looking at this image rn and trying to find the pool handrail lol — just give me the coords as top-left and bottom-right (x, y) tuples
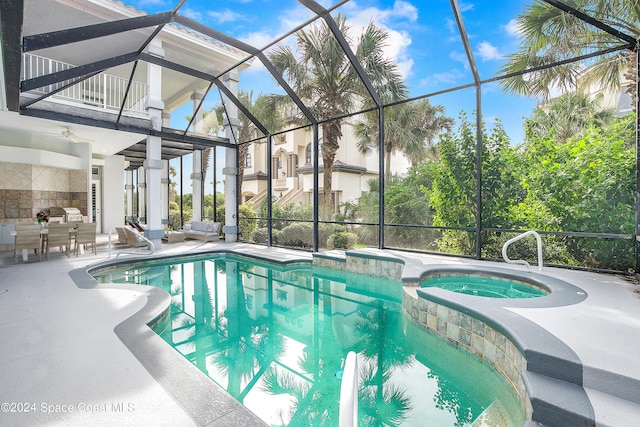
(339, 351), (358, 427)
(107, 226), (155, 258)
(502, 230), (543, 271)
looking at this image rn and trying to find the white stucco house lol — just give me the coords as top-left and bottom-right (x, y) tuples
(0, 0), (247, 248)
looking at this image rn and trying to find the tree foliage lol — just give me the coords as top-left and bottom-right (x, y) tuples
(353, 107), (635, 270)
(499, 0), (639, 105)
(269, 14), (406, 212)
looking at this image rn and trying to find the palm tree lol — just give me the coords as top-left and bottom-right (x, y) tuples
(355, 99), (453, 182)
(525, 92), (616, 143)
(499, 0), (639, 104)
(269, 15), (406, 212)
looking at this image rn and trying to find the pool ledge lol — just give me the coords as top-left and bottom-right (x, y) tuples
(69, 261), (269, 427)
(405, 265), (593, 426)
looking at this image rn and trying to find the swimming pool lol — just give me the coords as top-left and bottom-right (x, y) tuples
(92, 254), (525, 426)
(421, 274), (548, 298)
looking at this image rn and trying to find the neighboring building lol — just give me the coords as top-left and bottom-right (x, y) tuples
(242, 114), (410, 213)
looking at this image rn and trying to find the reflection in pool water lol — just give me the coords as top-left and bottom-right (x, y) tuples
(93, 255), (525, 427)
(421, 275), (548, 298)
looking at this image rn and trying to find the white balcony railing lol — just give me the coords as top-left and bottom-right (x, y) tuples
(21, 53), (148, 117)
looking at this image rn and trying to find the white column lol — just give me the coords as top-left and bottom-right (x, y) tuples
(126, 171), (134, 221)
(161, 112), (171, 229)
(143, 40), (165, 247)
(162, 111), (171, 127)
(191, 91), (204, 222)
(161, 160), (169, 229)
(137, 168), (146, 222)
(222, 71), (240, 242)
(103, 155), (125, 230)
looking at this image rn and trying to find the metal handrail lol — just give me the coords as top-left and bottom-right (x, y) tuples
(21, 53), (148, 117)
(502, 230), (543, 271)
(338, 351), (358, 427)
(107, 227), (155, 259)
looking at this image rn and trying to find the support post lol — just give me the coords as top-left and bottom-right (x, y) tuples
(475, 85), (483, 259)
(378, 106), (385, 249)
(222, 71), (240, 242)
(191, 91), (205, 222)
(143, 40), (166, 247)
(313, 124), (319, 251)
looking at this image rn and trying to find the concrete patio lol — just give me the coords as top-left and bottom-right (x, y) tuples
(0, 236), (639, 426)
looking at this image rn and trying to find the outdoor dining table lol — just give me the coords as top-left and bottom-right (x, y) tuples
(11, 227), (78, 261)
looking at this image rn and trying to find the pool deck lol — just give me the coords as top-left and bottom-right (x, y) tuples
(0, 237), (639, 426)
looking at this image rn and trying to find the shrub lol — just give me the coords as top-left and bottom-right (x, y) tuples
(253, 228), (268, 244)
(327, 231), (358, 249)
(238, 204), (257, 241)
(276, 223), (314, 248)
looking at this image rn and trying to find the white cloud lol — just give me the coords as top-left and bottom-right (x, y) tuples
(504, 19), (520, 37)
(476, 41), (502, 61)
(241, 32), (275, 51)
(342, 1), (418, 79)
(207, 9), (248, 24)
(459, 2), (475, 12)
(419, 69), (465, 87)
(235, 1), (418, 80)
(450, 51), (467, 65)
(135, 0), (166, 6)
(181, 8), (202, 21)
(446, 18), (456, 35)
(392, 1), (419, 21)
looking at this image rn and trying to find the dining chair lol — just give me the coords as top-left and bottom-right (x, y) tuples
(45, 222), (72, 259)
(74, 222), (97, 256)
(14, 224), (42, 263)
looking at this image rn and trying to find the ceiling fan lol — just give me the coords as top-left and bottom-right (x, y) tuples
(43, 126), (93, 143)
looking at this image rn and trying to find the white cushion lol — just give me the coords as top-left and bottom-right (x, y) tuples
(192, 221), (206, 232)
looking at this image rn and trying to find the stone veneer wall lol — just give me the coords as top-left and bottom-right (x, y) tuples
(0, 163), (87, 222)
(403, 292), (533, 420)
(313, 252), (404, 280)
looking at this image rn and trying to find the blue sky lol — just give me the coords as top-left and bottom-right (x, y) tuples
(131, 0), (539, 144)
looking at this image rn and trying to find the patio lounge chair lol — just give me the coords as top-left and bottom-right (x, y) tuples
(114, 226), (128, 245)
(124, 227), (148, 248)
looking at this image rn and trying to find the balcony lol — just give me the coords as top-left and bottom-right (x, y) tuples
(21, 53), (149, 117)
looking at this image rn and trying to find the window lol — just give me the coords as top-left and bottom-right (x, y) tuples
(277, 157), (282, 168)
(245, 153), (252, 168)
(305, 144), (312, 164)
(276, 289), (287, 302)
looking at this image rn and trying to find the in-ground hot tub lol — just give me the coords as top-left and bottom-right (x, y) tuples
(420, 273), (549, 298)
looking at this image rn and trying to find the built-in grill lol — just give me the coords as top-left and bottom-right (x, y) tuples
(49, 207), (83, 223)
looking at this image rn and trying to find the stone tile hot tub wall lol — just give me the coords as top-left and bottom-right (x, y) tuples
(403, 290), (533, 419)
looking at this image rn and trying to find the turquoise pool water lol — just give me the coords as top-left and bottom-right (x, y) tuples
(421, 275), (547, 298)
(93, 255), (525, 427)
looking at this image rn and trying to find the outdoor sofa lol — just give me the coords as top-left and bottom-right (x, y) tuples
(182, 221), (220, 241)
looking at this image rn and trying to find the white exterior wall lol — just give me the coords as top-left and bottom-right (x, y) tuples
(102, 155), (125, 231)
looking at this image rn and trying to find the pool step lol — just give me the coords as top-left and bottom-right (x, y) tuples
(523, 369), (640, 427)
(471, 401), (511, 427)
(582, 364), (640, 406)
(523, 371), (595, 426)
(584, 387), (640, 427)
